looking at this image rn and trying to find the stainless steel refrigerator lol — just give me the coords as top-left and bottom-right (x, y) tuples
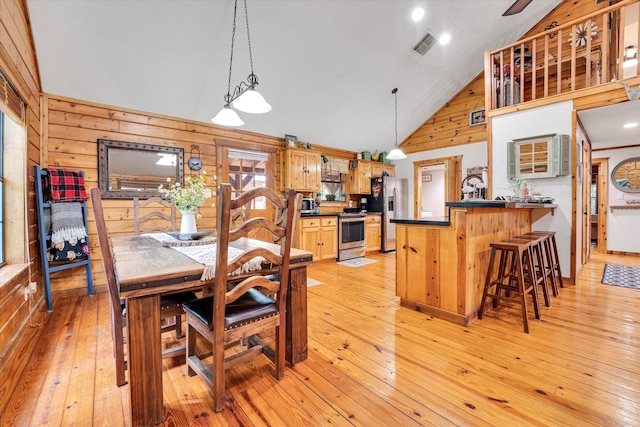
(367, 177), (409, 252)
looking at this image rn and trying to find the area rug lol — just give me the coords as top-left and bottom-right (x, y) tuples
(601, 264), (640, 289)
(307, 278), (323, 287)
(336, 258), (378, 268)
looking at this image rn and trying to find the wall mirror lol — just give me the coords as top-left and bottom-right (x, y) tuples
(98, 139), (184, 199)
(611, 157), (640, 193)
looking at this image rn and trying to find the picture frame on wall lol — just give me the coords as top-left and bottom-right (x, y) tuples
(469, 108), (486, 126)
(285, 134), (298, 148)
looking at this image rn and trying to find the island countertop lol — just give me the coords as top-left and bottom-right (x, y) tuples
(391, 202), (557, 227)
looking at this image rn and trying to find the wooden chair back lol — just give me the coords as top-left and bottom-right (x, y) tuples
(213, 183), (299, 318)
(184, 183), (300, 411)
(90, 187), (127, 386)
(133, 196), (176, 234)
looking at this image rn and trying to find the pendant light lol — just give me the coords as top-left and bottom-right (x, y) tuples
(212, 0), (271, 127)
(386, 88), (407, 160)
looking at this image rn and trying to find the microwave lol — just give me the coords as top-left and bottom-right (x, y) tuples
(301, 198), (317, 214)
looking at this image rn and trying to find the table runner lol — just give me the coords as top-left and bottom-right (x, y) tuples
(148, 233), (264, 280)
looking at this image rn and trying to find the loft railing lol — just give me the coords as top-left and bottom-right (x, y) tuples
(484, 0), (640, 112)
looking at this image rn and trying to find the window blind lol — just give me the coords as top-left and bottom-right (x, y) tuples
(0, 68), (25, 124)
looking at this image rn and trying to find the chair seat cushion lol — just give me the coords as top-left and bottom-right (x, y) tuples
(160, 291), (197, 309)
(183, 288), (277, 330)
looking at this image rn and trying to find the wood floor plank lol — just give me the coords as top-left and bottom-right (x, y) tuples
(61, 293), (99, 425)
(29, 297), (86, 425)
(92, 292), (128, 427)
(3, 251), (640, 425)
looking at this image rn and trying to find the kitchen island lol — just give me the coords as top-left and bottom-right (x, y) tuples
(392, 201), (556, 326)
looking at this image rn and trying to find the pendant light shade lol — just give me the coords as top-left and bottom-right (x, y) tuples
(386, 147), (407, 160)
(211, 0), (270, 126)
(212, 106), (244, 127)
(231, 88), (272, 113)
(386, 87), (407, 160)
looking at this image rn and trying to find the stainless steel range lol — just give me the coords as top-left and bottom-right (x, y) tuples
(337, 208), (366, 261)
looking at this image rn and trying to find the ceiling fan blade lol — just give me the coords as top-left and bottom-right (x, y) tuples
(502, 0), (533, 16)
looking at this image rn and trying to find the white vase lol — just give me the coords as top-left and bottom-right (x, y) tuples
(179, 210), (197, 234)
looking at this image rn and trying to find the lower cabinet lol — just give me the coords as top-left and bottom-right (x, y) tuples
(365, 214), (381, 252)
(299, 216), (337, 261)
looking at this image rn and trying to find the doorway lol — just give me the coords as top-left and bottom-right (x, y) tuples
(413, 155), (461, 219)
(591, 158), (608, 253)
(216, 141), (277, 241)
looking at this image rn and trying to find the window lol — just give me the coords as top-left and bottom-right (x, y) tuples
(507, 134), (570, 179)
(0, 69), (26, 266)
(320, 171), (345, 202)
(227, 149), (268, 208)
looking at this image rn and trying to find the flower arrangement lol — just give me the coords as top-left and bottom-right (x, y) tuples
(158, 172), (208, 212)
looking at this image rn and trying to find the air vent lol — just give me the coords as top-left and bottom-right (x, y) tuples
(412, 31), (437, 56)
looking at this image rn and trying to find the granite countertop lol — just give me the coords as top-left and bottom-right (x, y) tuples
(391, 216), (451, 226)
(300, 212), (339, 217)
(446, 201), (557, 209)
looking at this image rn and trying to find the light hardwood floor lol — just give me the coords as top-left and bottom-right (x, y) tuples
(2, 251), (640, 426)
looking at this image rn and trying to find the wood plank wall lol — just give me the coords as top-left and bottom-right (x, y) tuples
(42, 94), (358, 297)
(401, 0), (613, 154)
(0, 0), (44, 414)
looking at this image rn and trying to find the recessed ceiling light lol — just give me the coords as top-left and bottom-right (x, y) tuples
(439, 33), (451, 45)
(412, 8), (424, 22)
(623, 122), (638, 128)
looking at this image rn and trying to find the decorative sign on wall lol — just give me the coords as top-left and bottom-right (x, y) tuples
(469, 108), (486, 126)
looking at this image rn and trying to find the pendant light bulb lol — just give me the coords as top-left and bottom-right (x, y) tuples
(211, 106), (245, 127)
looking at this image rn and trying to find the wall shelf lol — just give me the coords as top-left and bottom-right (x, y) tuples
(609, 204), (640, 213)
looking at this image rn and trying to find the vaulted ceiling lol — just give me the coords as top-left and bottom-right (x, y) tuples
(27, 0), (562, 154)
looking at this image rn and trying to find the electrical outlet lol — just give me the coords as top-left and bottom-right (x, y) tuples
(29, 282), (37, 293)
(24, 286), (29, 302)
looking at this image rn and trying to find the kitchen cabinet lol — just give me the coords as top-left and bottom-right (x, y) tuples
(348, 160), (372, 194)
(349, 160), (395, 194)
(371, 162), (395, 178)
(283, 148), (321, 192)
(298, 216), (337, 261)
(365, 214), (381, 252)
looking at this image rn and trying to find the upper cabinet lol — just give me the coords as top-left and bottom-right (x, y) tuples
(371, 162), (395, 178)
(282, 148), (321, 192)
(348, 160), (395, 194)
(507, 134), (569, 180)
(348, 160), (372, 194)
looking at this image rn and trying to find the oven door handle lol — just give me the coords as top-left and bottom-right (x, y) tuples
(339, 217), (366, 223)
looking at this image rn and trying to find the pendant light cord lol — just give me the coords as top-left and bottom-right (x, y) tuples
(243, 0), (255, 75)
(393, 87), (398, 147)
(225, 0), (239, 104)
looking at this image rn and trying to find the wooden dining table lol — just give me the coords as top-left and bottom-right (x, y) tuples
(110, 234), (313, 426)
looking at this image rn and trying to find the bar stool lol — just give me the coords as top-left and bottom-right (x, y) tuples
(478, 238), (541, 333)
(525, 231), (563, 293)
(511, 234), (552, 307)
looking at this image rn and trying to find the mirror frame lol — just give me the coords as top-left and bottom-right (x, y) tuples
(611, 157), (640, 193)
(98, 139), (184, 199)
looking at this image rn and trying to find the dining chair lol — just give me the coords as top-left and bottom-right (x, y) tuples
(133, 195), (188, 339)
(182, 183), (300, 412)
(90, 188), (196, 386)
(133, 196), (176, 234)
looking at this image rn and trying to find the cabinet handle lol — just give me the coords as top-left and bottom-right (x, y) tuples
(410, 246), (418, 253)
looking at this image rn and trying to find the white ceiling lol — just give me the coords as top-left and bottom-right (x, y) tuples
(578, 99), (640, 150)
(27, 0), (562, 154)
